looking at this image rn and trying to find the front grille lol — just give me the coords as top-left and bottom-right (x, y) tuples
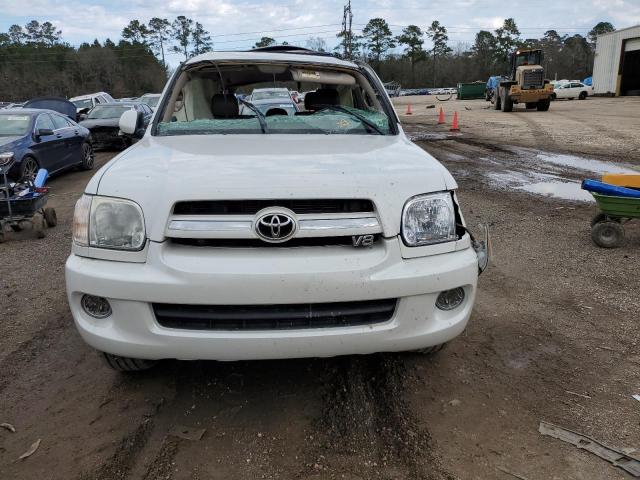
(153, 299), (397, 331)
(523, 70), (544, 89)
(173, 199), (374, 215)
(170, 234), (380, 248)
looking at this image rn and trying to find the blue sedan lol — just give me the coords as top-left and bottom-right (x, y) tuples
(0, 108), (94, 181)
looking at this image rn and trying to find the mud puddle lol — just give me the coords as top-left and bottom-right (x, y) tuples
(488, 171), (594, 202)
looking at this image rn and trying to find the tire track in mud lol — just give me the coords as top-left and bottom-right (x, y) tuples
(513, 113), (559, 151)
(301, 354), (453, 480)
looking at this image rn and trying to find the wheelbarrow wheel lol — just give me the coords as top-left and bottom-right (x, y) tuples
(33, 214), (46, 239)
(590, 213), (620, 227)
(10, 224), (23, 232)
(591, 221), (625, 248)
(43, 207), (57, 227)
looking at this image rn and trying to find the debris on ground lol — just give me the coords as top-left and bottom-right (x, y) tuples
(426, 104), (435, 109)
(497, 466), (529, 480)
(169, 425), (206, 441)
(633, 395), (640, 402)
(19, 439), (41, 460)
(539, 421), (640, 477)
(565, 391), (591, 399)
(1, 423), (16, 433)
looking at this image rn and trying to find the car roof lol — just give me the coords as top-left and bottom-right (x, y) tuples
(69, 92), (110, 101)
(186, 50), (358, 69)
(96, 102), (137, 106)
(0, 108), (62, 115)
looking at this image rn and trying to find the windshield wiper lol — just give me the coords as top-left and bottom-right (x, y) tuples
(315, 105), (384, 135)
(238, 98), (268, 133)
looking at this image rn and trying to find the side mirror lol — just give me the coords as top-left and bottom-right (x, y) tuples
(36, 128), (54, 137)
(119, 109), (139, 136)
(78, 113), (87, 121)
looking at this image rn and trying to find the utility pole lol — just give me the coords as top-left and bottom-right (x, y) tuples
(341, 0), (353, 59)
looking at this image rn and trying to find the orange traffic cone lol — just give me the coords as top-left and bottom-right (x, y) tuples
(405, 103), (413, 115)
(437, 107), (445, 124)
(450, 111), (460, 132)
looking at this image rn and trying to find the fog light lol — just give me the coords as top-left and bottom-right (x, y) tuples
(436, 287), (465, 311)
(81, 294), (112, 319)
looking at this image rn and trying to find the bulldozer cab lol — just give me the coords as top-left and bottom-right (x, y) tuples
(510, 49), (543, 77)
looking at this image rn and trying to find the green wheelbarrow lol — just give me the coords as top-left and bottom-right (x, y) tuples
(589, 193), (640, 248)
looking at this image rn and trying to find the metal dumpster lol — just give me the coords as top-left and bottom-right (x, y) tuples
(457, 82), (486, 100)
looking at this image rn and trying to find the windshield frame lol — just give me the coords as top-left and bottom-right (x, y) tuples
(151, 59), (399, 137)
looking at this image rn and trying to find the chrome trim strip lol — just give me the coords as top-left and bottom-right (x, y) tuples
(298, 217), (380, 231)
(168, 220), (252, 232)
(167, 216), (382, 239)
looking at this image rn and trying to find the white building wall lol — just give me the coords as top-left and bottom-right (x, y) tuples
(593, 25), (640, 95)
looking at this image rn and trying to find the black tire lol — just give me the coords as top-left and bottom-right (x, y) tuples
(590, 213), (620, 227)
(33, 214), (46, 238)
(537, 99), (551, 111)
(551, 93), (557, 101)
(18, 156), (39, 182)
(10, 224), (23, 232)
(102, 352), (158, 372)
(411, 343), (447, 355)
(579, 91), (587, 100)
(79, 142), (94, 170)
(525, 102), (537, 109)
(43, 207), (57, 227)
(493, 89), (501, 110)
(501, 88), (513, 112)
(591, 221), (625, 248)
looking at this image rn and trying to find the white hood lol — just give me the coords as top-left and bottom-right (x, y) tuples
(90, 134), (457, 241)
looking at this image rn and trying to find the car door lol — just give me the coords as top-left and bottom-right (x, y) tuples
(556, 84), (569, 98)
(52, 113), (83, 168)
(31, 113), (65, 172)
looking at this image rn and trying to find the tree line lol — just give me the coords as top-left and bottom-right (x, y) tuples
(332, 18), (615, 87)
(0, 16), (216, 101)
(0, 16), (617, 101)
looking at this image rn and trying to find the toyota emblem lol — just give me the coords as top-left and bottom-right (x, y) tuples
(254, 210), (297, 243)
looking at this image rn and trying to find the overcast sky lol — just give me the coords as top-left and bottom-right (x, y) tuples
(1, 0), (639, 64)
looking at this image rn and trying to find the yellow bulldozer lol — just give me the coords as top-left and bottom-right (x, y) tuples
(490, 49), (554, 112)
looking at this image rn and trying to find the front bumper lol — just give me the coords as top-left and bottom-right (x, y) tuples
(65, 238), (480, 361)
(509, 85), (554, 102)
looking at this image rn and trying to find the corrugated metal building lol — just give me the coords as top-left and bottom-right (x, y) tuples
(593, 25), (640, 95)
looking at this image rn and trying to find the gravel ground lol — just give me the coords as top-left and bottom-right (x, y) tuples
(1, 100), (639, 480)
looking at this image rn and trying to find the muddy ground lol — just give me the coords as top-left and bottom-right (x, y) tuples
(1, 97), (639, 480)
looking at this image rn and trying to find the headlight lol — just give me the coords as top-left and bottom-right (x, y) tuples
(73, 195), (146, 250)
(401, 192), (457, 246)
(0, 152), (14, 166)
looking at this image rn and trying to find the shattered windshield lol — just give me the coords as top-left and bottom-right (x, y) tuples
(156, 63), (393, 136)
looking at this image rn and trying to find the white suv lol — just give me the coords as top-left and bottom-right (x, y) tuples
(65, 47), (487, 371)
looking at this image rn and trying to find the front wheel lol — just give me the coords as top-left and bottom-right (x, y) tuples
(550, 93), (557, 101)
(43, 207), (57, 227)
(493, 90), (501, 110)
(537, 99), (551, 111)
(579, 91), (587, 100)
(411, 343), (447, 355)
(79, 142), (94, 171)
(18, 156), (39, 182)
(102, 352), (158, 372)
(501, 88), (513, 112)
(591, 221), (625, 248)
